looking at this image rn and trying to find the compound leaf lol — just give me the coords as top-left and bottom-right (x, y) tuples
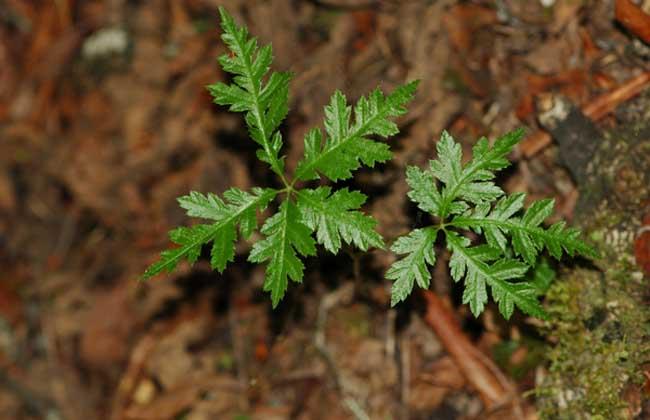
(248, 201), (316, 307)
(386, 227), (438, 306)
(294, 81), (419, 182)
(296, 187), (383, 254)
(431, 129), (523, 217)
(405, 166), (442, 214)
(207, 7), (291, 176)
(451, 193), (598, 265)
(446, 231), (546, 319)
(142, 188), (276, 278)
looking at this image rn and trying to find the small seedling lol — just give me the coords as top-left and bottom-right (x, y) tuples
(142, 7), (418, 306)
(142, 8), (593, 319)
(386, 130), (597, 319)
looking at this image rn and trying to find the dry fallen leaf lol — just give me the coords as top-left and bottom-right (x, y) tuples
(80, 286), (137, 369)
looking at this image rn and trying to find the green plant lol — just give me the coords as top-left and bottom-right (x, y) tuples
(141, 7), (418, 306)
(386, 130), (597, 319)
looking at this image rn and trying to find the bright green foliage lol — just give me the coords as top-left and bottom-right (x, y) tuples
(248, 201), (316, 306)
(143, 188), (275, 278)
(526, 259), (556, 295)
(446, 232), (543, 319)
(206, 9), (290, 177)
(452, 194), (596, 266)
(387, 130), (597, 319)
(142, 7), (417, 307)
(295, 84), (417, 182)
(296, 187), (384, 253)
(386, 227), (438, 304)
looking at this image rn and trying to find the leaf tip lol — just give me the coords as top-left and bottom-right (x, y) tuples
(217, 6), (232, 27)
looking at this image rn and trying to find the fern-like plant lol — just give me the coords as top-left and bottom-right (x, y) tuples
(386, 129), (597, 319)
(142, 7), (418, 307)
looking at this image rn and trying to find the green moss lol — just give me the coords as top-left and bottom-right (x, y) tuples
(537, 268), (648, 419)
(535, 116), (650, 418)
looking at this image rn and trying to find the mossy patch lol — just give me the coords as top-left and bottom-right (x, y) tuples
(535, 117), (650, 418)
(536, 267), (647, 419)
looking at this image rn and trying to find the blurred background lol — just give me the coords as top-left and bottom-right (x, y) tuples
(1, 0), (649, 419)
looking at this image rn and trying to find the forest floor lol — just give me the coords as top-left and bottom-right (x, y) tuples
(1, 1), (649, 419)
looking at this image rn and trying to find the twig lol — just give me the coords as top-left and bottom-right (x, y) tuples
(615, 0), (650, 44)
(110, 331), (159, 420)
(228, 303), (250, 411)
(351, 249), (362, 293)
(314, 283), (355, 390)
(343, 397), (371, 420)
(582, 71), (650, 120)
(314, 283), (370, 420)
(399, 335), (410, 420)
(420, 290), (525, 418)
(385, 309), (397, 358)
(520, 71), (650, 158)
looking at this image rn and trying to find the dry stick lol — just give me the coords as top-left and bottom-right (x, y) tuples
(582, 71), (650, 119)
(520, 71), (650, 158)
(399, 334), (411, 420)
(421, 290), (525, 418)
(314, 283), (370, 420)
(110, 331), (160, 420)
(615, 0), (650, 44)
(228, 304), (251, 411)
